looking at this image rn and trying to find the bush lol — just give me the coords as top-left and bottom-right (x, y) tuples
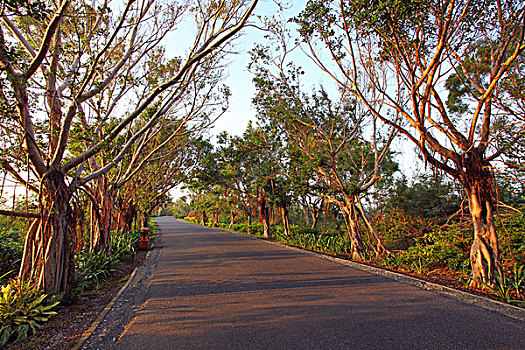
(75, 230), (141, 292)
(111, 230), (141, 261)
(279, 227), (348, 255)
(231, 223), (247, 232)
(249, 223), (262, 236)
(76, 250), (118, 290)
(183, 216), (198, 224)
(497, 210), (525, 265)
(295, 227), (319, 236)
(0, 230), (24, 282)
(397, 225), (471, 271)
(372, 209), (429, 250)
(0, 279), (60, 347)
(207, 222), (228, 229)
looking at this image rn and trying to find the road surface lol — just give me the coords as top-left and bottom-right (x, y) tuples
(83, 217), (525, 349)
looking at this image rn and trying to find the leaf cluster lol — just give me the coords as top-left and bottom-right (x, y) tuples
(0, 278), (60, 347)
(3, 0), (51, 20)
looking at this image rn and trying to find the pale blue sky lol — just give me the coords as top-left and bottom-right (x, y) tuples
(211, 0), (309, 136)
(166, 0), (423, 199)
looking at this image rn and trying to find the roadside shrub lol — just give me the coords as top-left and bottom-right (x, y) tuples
(0, 230), (24, 281)
(496, 209), (525, 265)
(284, 227), (348, 255)
(76, 250), (118, 290)
(272, 225), (284, 237)
(373, 209), (429, 250)
(0, 278), (60, 347)
(183, 216), (198, 224)
(249, 223), (262, 236)
(208, 222), (228, 229)
(397, 225), (471, 271)
(111, 230), (141, 261)
(231, 223), (247, 232)
(295, 227), (319, 236)
(76, 230), (141, 291)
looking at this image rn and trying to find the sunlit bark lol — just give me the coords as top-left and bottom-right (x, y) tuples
(19, 171), (76, 295)
(458, 153), (501, 288)
(258, 195), (271, 239)
(280, 203), (291, 236)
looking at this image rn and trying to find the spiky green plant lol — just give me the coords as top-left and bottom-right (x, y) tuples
(511, 263), (525, 297)
(0, 279), (60, 347)
(76, 250), (118, 289)
(485, 272), (512, 302)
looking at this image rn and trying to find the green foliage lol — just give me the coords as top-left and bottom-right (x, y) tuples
(270, 226), (348, 255)
(397, 225), (471, 271)
(481, 263), (525, 304)
(183, 216), (198, 224)
(111, 230), (141, 261)
(172, 197), (191, 218)
(0, 229), (23, 281)
(408, 257), (427, 274)
(0, 279), (60, 347)
(76, 230), (140, 291)
(372, 208), (428, 250)
(485, 272), (513, 302)
(249, 223), (263, 236)
(76, 250), (118, 290)
(0, 211), (28, 281)
(382, 175), (461, 220)
(205, 222), (227, 229)
(375, 254), (404, 270)
(497, 210), (525, 265)
(231, 223), (247, 232)
(210, 218), (347, 253)
(218, 222), (263, 237)
(511, 263), (525, 297)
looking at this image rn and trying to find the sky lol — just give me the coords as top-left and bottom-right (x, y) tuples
(166, 0), (310, 199)
(201, 0), (310, 137)
(165, 0), (424, 200)
(165, 0), (434, 200)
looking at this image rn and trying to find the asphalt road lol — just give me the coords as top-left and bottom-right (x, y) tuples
(84, 217), (525, 349)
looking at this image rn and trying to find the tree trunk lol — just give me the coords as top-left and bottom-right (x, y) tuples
(310, 202), (322, 230)
(310, 212), (319, 230)
(19, 171), (76, 296)
(459, 156), (500, 288)
(91, 179), (114, 253)
(341, 197), (365, 260)
(142, 211), (151, 228)
(258, 196), (271, 239)
(75, 204), (85, 253)
(301, 198), (310, 227)
(201, 210), (208, 225)
(356, 197), (390, 257)
(115, 200), (136, 233)
(280, 203), (290, 236)
(229, 208), (236, 229)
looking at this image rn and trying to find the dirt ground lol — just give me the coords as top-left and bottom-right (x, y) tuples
(4, 251), (147, 350)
